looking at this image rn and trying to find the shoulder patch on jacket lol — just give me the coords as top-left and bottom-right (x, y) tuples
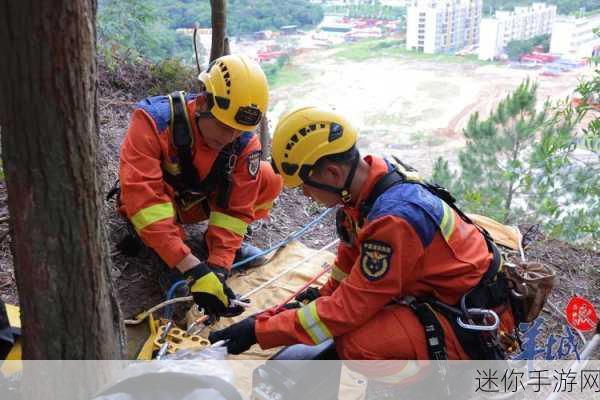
(367, 184), (444, 247)
(360, 240), (392, 281)
(247, 150), (261, 178)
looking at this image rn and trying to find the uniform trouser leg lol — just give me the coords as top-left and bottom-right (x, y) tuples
(335, 305), (470, 385)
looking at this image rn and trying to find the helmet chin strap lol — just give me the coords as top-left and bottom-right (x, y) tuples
(302, 152), (360, 206)
(195, 111), (213, 120)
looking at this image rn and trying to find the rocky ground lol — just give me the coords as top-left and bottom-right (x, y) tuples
(0, 57), (598, 359)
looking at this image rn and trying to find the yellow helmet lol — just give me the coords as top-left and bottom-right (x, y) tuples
(271, 106), (358, 190)
(198, 55), (268, 131)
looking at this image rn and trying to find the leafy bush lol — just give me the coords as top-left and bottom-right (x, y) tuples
(152, 0), (323, 36)
(98, 44), (198, 99)
(98, 0), (198, 63)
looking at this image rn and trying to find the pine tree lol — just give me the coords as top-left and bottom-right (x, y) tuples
(444, 79), (547, 222)
(432, 77), (599, 247)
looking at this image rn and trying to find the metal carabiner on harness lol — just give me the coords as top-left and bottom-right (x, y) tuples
(226, 153), (238, 176)
(458, 288), (501, 332)
(456, 308), (500, 331)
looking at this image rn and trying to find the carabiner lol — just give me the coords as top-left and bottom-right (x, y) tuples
(456, 308), (500, 331)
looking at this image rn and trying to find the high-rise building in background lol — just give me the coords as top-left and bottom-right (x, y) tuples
(550, 13), (600, 59)
(406, 0), (482, 54)
(478, 3), (556, 61)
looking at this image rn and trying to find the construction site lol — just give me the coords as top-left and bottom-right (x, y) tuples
(269, 46), (590, 174)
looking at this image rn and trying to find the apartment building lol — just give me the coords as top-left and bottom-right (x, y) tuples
(550, 13), (600, 59)
(406, 0), (482, 54)
(478, 3), (557, 61)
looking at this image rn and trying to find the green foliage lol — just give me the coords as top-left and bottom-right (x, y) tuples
(334, 39), (496, 64)
(152, 0), (323, 36)
(98, 45), (197, 99)
(431, 158), (454, 189)
(483, 1), (600, 16)
(98, 0), (196, 63)
(149, 58), (198, 95)
(505, 34), (550, 61)
(323, 3), (406, 20)
(432, 77), (600, 247)
(262, 55), (291, 85)
(98, 0), (322, 63)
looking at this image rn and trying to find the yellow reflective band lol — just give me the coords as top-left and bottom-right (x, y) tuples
(374, 360), (422, 384)
(297, 301), (333, 345)
(131, 202), (175, 231)
(190, 272), (229, 306)
(162, 161), (181, 175)
(254, 201), (274, 211)
(209, 212), (248, 237)
(440, 202), (456, 242)
(330, 264), (348, 282)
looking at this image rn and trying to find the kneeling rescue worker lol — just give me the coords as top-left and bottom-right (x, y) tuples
(117, 55), (283, 318)
(210, 106), (519, 363)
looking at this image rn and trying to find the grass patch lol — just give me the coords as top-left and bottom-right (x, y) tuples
(334, 38), (499, 65)
(268, 64), (309, 89)
(409, 130), (447, 147)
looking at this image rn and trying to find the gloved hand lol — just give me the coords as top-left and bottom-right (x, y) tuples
(184, 263), (246, 318)
(208, 317), (257, 354)
(282, 286), (321, 310)
(295, 286), (321, 304)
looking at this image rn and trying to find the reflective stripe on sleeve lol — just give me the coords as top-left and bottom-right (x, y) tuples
(373, 360), (422, 384)
(162, 161), (181, 175)
(439, 202), (456, 242)
(297, 301), (333, 345)
(330, 263), (348, 283)
(254, 201), (274, 211)
(209, 211), (248, 237)
(131, 202), (175, 231)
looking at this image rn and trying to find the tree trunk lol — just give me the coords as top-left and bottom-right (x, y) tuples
(0, 0), (124, 364)
(210, 0), (227, 62)
(259, 116), (271, 161)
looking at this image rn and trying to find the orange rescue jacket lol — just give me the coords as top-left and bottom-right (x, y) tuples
(119, 93), (266, 269)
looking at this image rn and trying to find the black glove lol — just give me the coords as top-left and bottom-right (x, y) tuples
(184, 263), (246, 318)
(282, 287), (321, 309)
(295, 286), (321, 304)
(209, 317), (257, 355)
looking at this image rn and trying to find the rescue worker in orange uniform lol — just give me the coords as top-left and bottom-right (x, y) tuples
(118, 55), (283, 317)
(210, 106), (517, 363)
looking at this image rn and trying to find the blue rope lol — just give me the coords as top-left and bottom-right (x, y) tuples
(165, 279), (188, 319)
(231, 206), (335, 269)
(164, 206), (336, 317)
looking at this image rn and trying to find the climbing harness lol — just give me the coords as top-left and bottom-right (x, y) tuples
(359, 158), (512, 361)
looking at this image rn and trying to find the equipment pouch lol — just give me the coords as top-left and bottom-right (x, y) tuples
(175, 191), (208, 212)
(174, 191), (210, 224)
(504, 262), (556, 323)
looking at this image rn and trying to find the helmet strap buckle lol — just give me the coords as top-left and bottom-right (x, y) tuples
(340, 189), (352, 205)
